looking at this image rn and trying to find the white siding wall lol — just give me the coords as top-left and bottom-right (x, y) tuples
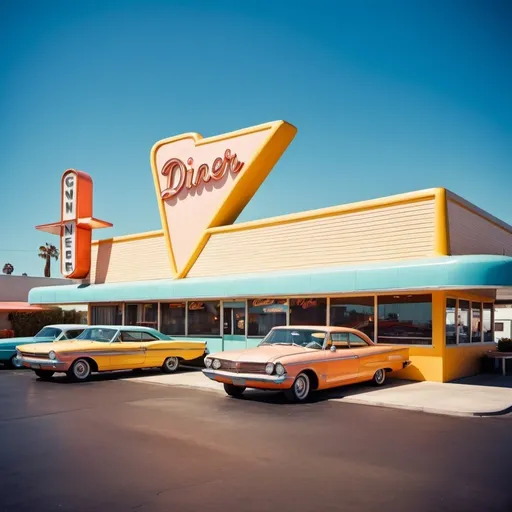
(188, 199), (436, 278)
(88, 233), (171, 284)
(448, 201), (512, 256)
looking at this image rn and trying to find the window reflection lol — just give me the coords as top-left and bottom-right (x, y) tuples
(471, 302), (482, 343)
(458, 300), (470, 344)
(188, 301), (220, 336)
(445, 298), (457, 345)
(483, 303), (494, 342)
(248, 299), (287, 337)
(125, 303), (157, 328)
(377, 294), (432, 345)
(330, 297), (375, 341)
(91, 305), (122, 325)
(161, 302), (186, 335)
(290, 298), (327, 326)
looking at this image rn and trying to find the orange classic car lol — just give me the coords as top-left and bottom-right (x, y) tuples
(203, 325), (410, 402)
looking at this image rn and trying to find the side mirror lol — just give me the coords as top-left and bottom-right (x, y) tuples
(330, 345), (337, 352)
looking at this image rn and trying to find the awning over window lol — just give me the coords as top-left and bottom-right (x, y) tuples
(28, 255), (512, 305)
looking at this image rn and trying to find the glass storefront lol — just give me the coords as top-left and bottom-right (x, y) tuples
(125, 303), (158, 328)
(160, 302), (186, 335)
(330, 297), (375, 340)
(90, 305), (122, 325)
(187, 301), (220, 336)
(377, 294), (433, 345)
(247, 299), (287, 337)
(290, 298), (327, 325)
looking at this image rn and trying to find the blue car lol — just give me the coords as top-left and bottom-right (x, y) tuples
(0, 324), (87, 369)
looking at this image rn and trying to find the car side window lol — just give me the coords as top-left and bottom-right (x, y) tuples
(120, 331), (142, 342)
(331, 332), (350, 349)
(64, 330), (83, 340)
(349, 333), (369, 348)
(140, 332), (159, 342)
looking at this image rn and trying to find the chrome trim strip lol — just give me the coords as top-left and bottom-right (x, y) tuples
(285, 355), (358, 366)
(20, 356), (67, 368)
(202, 369), (291, 384)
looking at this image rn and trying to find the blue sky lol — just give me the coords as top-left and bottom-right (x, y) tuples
(0, 0), (510, 277)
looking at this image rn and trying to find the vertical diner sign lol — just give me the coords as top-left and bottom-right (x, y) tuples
(61, 170), (77, 276)
(36, 169), (112, 280)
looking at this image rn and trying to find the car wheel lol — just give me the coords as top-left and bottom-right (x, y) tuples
(162, 357), (179, 373)
(67, 358), (92, 382)
(284, 372), (311, 402)
(9, 355), (24, 369)
(224, 383), (246, 398)
(372, 369), (386, 386)
(35, 370), (55, 380)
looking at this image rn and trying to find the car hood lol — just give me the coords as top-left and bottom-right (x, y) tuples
(213, 345), (315, 364)
(17, 340), (103, 353)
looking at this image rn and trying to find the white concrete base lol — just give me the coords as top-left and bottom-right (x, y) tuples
(125, 371), (512, 417)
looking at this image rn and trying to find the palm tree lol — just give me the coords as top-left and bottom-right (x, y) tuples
(38, 243), (59, 277)
(2, 263), (14, 275)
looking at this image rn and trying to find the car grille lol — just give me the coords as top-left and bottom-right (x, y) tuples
(218, 360), (266, 374)
(20, 351), (49, 359)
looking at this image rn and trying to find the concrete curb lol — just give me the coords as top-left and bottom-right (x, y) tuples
(338, 397), (512, 418)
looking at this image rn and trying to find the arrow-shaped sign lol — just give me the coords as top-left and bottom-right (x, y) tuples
(150, 120), (297, 278)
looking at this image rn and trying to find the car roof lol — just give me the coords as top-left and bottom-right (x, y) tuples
(86, 325), (161, 333)
(273, 325), (365, 333)
(44, 324), (88, 329)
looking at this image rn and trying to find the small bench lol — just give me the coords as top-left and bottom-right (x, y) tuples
(486, 352), (512, 376)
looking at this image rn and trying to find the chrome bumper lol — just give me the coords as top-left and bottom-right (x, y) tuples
(202, 368), (291, 384)
(19, 356), (68, 371)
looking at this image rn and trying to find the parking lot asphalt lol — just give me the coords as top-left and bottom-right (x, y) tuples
(1, 368), (511, 512)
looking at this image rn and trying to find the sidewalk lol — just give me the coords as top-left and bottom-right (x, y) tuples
(127, 369), (512, 417)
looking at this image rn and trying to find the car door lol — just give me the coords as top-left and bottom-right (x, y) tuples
(325, 332), (359, 385)
(346, 332), (377, 380)
(109, 330), (147, 369)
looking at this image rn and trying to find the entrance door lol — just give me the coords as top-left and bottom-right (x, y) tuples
(223, 304), (246, 351)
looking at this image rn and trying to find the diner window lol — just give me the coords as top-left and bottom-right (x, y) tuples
(160, 302), (186, 335)
(330, 297), (375, 340)
(248, 299), (287, 337)
(125, 303), (158, 328)
(187, 301), (220, 336)
(458, 300), (470, 344)
(483, 303), (494, 342)
(377, 294), (432, 345)
(471, 303), (482, 343)
(290, 298), (327, 325)
(91, 305), (122, 325)
(445, 299), (457, 345)
(495, 322), (504, 332)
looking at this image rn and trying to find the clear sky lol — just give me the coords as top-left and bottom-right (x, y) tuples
(0, 0), (510, 277)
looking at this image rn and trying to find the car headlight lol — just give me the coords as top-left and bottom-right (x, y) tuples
(48, 351), (57, 360)
(275, 363), (285, 376)
(212, 359), (221, 370)
(204, 357), (212, 368)
(265, 362), (274, 375)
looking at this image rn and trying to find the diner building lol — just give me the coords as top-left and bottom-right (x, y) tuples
(28, 121), (512, 382)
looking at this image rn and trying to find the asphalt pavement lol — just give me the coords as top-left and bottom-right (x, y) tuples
(1, 368), (511, 512)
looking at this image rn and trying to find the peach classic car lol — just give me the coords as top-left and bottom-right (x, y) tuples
(17, 325), (208, 382)
(203, 325), (411, 402)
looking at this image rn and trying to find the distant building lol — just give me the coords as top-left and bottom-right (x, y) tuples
(495, 306), (512, 341)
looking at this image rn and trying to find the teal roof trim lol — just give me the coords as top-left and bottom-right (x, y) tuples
(28, 255), (512, 304)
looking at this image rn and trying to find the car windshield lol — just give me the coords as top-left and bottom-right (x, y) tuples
(35, 327), (62, 339)
(259, 328), (326, 349)
(75, 328), (118, 342)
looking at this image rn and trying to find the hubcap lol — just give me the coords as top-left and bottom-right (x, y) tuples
(294, 375), (310, 400)
(74, 360), (90, 379)
(166, 357), (178, 371)
(375, 369), (385, 384)
(12, 357), (23, 368)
